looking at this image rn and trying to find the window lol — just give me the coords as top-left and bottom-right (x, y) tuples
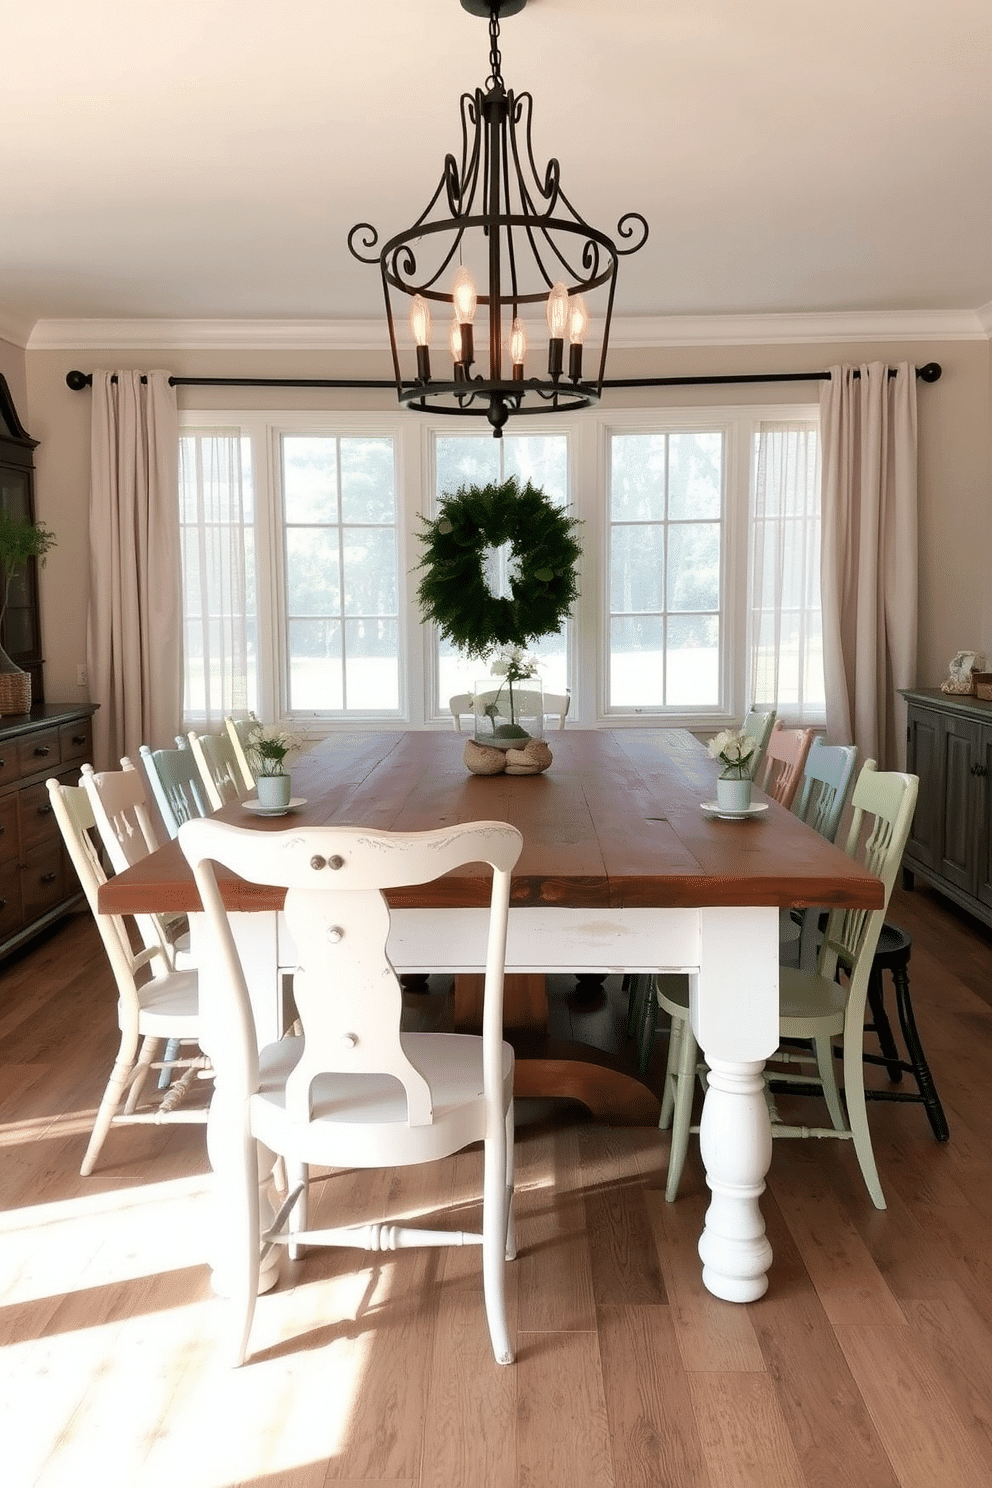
(178, 403), (820, 732)
(179, 429), (257, 723)
(605, 408), (822, 725)
(608, 430), (723, 709)
(282, 435), (400, 713)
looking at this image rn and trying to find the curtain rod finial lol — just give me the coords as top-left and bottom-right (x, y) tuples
(66, 370), (92, 390)
(918, 362), (941, 383)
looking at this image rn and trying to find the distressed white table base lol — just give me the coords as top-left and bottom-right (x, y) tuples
(191, 902), (781, 1304)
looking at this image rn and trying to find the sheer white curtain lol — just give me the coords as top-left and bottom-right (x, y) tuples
(179, 429), (254, 727)
(820, 364), (918, 769)
(748, 420), (824, 724)
(87, 371), (181, 768)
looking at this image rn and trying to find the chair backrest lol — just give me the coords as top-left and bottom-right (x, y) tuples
(449, 688), (570, 732)
(793, 738), (859, 843)
(818, 762), (919, 997)
(178, 816), (522, 1125)
(741, 708), (777, 779)
(187, 730), (244, 810)
(758, 724), (815, 809)
(140, 742), (210, 839)
(48, 779), (169, 1020)
(80, 759), (161, 873)
(224, 713), (259, 791)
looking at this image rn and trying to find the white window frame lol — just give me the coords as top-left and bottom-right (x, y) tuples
(178, 400), (820, 736)
(594, 404), (821, 730)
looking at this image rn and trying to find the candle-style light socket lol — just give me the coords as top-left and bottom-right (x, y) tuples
(453, 361), (468, 383)
(548, 338), (564, 380)
(568, 343), (583, 382)
(512, 363), (525, 382)
(460, 323), (474, 368)
(416, 345), (432, 383)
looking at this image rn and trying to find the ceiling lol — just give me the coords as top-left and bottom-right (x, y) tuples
(3, 0), (992, 343)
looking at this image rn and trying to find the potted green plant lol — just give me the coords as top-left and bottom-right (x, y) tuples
(0, 511), (56, 714)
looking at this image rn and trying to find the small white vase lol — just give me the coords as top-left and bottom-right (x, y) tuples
(256, 773), (292, 809)
(716, 775), (752, 812)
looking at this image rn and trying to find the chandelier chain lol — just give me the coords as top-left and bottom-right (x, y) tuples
(487, 3), (504, 88)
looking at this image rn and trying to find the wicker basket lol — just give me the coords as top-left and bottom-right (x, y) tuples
(974, 672), (992, 701)
(0, 668), (32, 716)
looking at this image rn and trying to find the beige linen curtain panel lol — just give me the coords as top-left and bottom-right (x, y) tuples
(87, 371), (182, 768)
(819, 363), (918, 770)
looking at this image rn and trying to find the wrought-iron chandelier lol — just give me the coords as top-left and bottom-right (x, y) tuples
(347, 0), (649, 438)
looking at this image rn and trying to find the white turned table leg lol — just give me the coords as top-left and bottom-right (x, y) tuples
(696, 1058), (773, 1301)
(694, 906), (780, 1303)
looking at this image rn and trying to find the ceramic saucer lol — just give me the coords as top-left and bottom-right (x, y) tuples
(699, 800), (769, 821)
(242, 796), (307, 818)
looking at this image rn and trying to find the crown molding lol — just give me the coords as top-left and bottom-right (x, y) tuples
(22, 306), (992, 353)
(975, 301), (992, 337)
(25, 318), (388, 351)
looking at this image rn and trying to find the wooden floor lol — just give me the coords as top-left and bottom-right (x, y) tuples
(3, 882), (992, 1487)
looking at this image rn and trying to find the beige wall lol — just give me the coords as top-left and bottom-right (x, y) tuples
(23, 335), (992, 708)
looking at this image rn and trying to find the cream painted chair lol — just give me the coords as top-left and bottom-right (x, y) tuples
(449, 689), (570, 731)
(48, 780), (205, 1176)
(179, 814), (522, 1366)
(658, 761), (919, 1208)
(187, 729), (245, 810)
(224, 713), (260, 791)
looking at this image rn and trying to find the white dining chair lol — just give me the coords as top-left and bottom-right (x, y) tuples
(48, 780), (206, 1176)
(179, 814), (522, 1366)
(658, 760), (919, 1208)
(187, 729), (245, 810)
(224, 713), (260, 791)
(449, 689), (570, 731)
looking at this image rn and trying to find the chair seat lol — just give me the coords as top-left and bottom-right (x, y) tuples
(778, 966), (847, 1030)
(253, 1032), (515, 1167)
(136, 969), (200, 1033)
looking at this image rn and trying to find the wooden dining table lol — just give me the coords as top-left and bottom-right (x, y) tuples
(99, 727), (883, 1303)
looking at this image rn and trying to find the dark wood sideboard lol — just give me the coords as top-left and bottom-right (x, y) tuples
(902, 687), (992, 929)
(0, 703), (97, 959)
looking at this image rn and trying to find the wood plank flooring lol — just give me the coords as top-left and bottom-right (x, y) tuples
(2, 882), (992, 1487)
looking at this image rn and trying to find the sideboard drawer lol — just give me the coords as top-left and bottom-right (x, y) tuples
(0, 796), (18, 865)
(16, 727), (61, 779)
(0, 745), (18, 788)
(20, 840), (65, 920)
(18, 778), (60, 852)
(0, 864), (22, 940)
(59, 718), (92, 765)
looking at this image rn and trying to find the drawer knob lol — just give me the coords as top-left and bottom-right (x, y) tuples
(71, 734), (87, 745)
(37, 803), (53, 816)
(0, 898), (5, 910)
(41, 871), (57, 884)
(972, 762), (988, 777)
(33, 745), (51, 757)
(0, 824), (4, 835)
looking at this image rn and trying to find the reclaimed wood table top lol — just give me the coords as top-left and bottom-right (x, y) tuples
(98, 728), (884, 917)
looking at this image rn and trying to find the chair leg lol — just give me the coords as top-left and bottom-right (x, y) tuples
(658, 1013), (682, 1130)
(866, 967), (904, 1082)
(891, 962), (950, 1142)
(123, 1034), (161, 1114)
(229, 1133), (263, 1368)
(482, 1121), (513, 1365)
(80, 1028), (141, 1176)
(504, 1100), (517, 1262)
(665, 1013), (699, 1203)
(636, 976), (659, 1076)
(813, 1034), (846, 1131)
(842, 1028), (885, 1210)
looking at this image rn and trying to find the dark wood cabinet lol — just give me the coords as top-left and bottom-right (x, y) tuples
(0, 703), (97, 960)
(902, 688), (992, 927)
(0, 375), (44, 703)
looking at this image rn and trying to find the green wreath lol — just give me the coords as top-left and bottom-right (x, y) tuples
(416, 477), (582, 661)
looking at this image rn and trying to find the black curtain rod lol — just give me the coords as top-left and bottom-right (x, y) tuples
(64, 363), (943, 393)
